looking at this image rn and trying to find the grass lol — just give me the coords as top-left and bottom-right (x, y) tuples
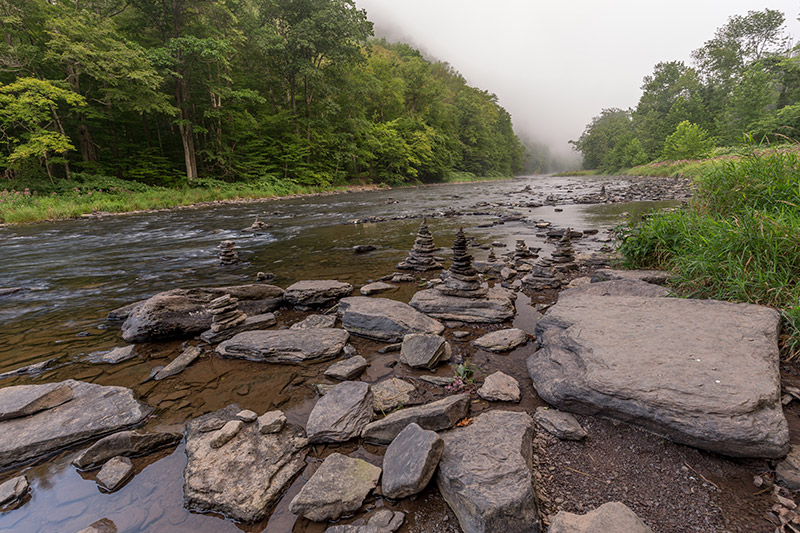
(552, 169), (600, 177)
(616, 147), (800, 359)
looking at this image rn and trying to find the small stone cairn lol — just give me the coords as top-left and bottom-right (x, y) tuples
(218, 241), (239, 265)
(208, 294), (247, 333)
(551, 229), (577, 272)
(487, 249), (497, 262)
(397, 219), (442, 271)
(437, 228), (488, 298)
(522, 258), (564, 290)
(243, 216), (270, 232)
(513, 239), (537, 260)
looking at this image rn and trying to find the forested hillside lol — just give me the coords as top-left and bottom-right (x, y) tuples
(0, 0), (523, 189)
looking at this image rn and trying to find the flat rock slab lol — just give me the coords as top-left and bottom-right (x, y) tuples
(436, 410), (537, 533)
(86, 345), (137, 364)
(0, 380), (151, 468)
(372, 378), (417, 413)
(549, 502), (653, 533)
(472, 329), (528, 352)
(153, 346), (203, 380)
(291, 314), (337, 330)
(96, 456), (133, 492)
(289, 452), (381, 522)
(306, 381), (373, 443)
(338, 297), (444, 342)
(360, 282), (396, 296)
(409, 288), (515, 323)
(184, 404), (308, 522)
(284, 280), (353, 308)
(532, 407), (587, 441)
(399, 333), (451, 369)
(0, 382), (74, 422)
(217, 328), (349, 363)
(566, 279), (672, 298)
(590, 268), (671, 285)
(200, 313), (277, 343)
(73, 430), (182, 470)
(324, 356), (368, 380)
(529, 291), (789, 458)
(0, 476), (28, 506)
(362, 394), (469, 444)
(383, 423), (443, 499)
(478, 371), (521, 402)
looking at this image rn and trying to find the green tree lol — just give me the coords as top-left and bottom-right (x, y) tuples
(570, 108), (635, 170)
(662, 121), (715, 160)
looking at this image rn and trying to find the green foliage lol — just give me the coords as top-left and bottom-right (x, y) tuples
(662, 121), (715, 160)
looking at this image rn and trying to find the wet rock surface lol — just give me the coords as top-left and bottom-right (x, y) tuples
(0, 476), (28, 507)
(96, 456), (133, 492)
(324, 356), (368, 380)
(216, 328), (349, 363)
(338, 296), (445, 342)
(73, 430), (182, 470)
(86, 345), (137, 364)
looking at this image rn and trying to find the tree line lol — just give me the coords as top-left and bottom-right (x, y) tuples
(571, 9), (800, 171)
(0, 0), (523, 188)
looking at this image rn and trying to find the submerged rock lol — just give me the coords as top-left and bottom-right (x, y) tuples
(284, 280), (353, 309)
(153, 346), (203, 380)
(338, 297), (444, 342)
(86, 345), (137, 364)
(382, 423), (443, 499)
(549, 502), (653, 533)
(360, 282), (396, 296)
(362, 394), (469, 444)
(217, 328), (349, 363)
(96, 456), (133, 492)
(73, 430), (182, 470)
(0, 476), (28, 507)
(306, 381), (373, 443)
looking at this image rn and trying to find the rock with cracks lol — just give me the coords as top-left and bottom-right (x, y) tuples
(217, 328), (349, 363)
(324, 356), (368, 380)
(478, 371), (521, 402)
(472, 329), (528, 352)
(289, 452), (381, 522)
(382, 423), (443, 499)
(549, 502), (653, 533)
(362, 394), (469, 444)
(73, 430), (182, 470)
(436, 410), (537, 533)
(96, 456), (133, 492)
(532, 407), (587, 441)
(0, 476), (28, 506)
(399, 333), (451, 369)
(325, 509), (405, 532)
(529, 289), (789, 458)
(183, 404), (308, 523)
(0, 382), (74, 422)
(337, 297), (444, 342)
(284, 280), (353, 309)
(409, 288), (515, 323)
(306, 381), (373, 443)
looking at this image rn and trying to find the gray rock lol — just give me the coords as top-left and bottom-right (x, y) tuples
(0, 358), (58, 381)
(532, 407), (587, 440)
(417, 376), (455, 387)
(436, 410), (537, 533)
(121, 284), (283, 342)
(0, 380), (151, 468)
(306, 381), (373, 443)
(383, 423), (443, 499)
(217, 328), (349, 363)
(567, 279), (672, 298)
(362, 394), (470, 444)
(107, 300), (145, 321)
(312, 383), (336, 396)
(399, 333), (451, 369)
(0, 287), (27, 297)
(472, 329), (528, 352)
(257, 410), (286, 434)
(409, 288), (515, 323)
(184, 405), (308, 522)
(289, 452), (381, 522)
(86, 345), (137, 364)
(199, 418), (226, 433)
(210, 420), (243, 448)
(338, 296), (445, 342)
(372, 378), (417, 413)
(325, 356), (368, 380)
(76, 518), (118, 533)
(284, 280), (353, 309)
(236, 409), (257, 423)
(153, 346), (202, 380)
(453, 331), (470, 339)
(591, 268), (670, 285)
(0, 382), (74, 421)
(0, 475), (28, 506)
(96, 456), (133, 492)
(199, 313), (277, 343)
(776, 445), (800, 490)
(73, 430), (182, 470)
(549, 502), (653, 533)
(477, 371), (521, 402)
(325, 509), (405, 532)
(291, 314), (337, 330)
(360, 282), (396, 296)
(529, 290), (789, 458)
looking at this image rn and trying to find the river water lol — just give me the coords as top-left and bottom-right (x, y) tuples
(0, 174), (680, 532)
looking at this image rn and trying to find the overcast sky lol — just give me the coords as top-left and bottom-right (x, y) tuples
(354, 1), (800, 161)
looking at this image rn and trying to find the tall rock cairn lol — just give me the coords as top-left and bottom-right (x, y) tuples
(397, 219), (442, 271)
(437, 228), (488, 297)
(207, 294), (247, 333)
(552, 229), (577, 272)
(218, 240), (239, 265)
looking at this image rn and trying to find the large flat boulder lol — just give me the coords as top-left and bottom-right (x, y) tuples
(0, 382), (74, 421)
(409, 288), (515, 323)
(338, 297), (444, 342)
(121, 284), (283, 342)
(216, 328), (349, 363)
(284, 280), (353, 309)
(0, 380), (151, 468)
(529, 290), (789, 458)
(590, 268), (670, 285)
(436, 410), (537, 533)
(362, 394), (469, 444)
(183, 404), (308, 522)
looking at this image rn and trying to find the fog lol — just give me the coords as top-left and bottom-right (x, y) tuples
(354, 0), (800, 167)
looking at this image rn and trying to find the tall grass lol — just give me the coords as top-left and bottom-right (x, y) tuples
(617, 148), (800, 358)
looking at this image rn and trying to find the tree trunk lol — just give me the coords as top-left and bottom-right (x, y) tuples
(176, 76), (198, 180)
(77, 121), (98, 162)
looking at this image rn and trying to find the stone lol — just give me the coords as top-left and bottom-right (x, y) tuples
(289, 453), (381, 522)
(184, 405), (308, 522)
(107, 299), (146, 321)
(472, 328), (528, 352)
(200, 313), (277, 344)
(396, 219), (442, 271)
(0, 475), (28, 506)
(217, 240), (238, 264)
(591, 268), (671, 285)
(567, 279), (672, 298)
(0, 380), (150, 468)
(257, 410), (287, 434)
(76, 519), (117, 533)
(362, 394), (470, 444)
(199, 418), (226, 433)
(549, 502), (653, 533)
(360, 282), (396, 296)
(324, 356), (368, 380)
(153, 346), (203, 380)
(217, 328), (349, 363)
(325, 509), (405, 533)
(372, 378), (417, 413)
(409, 287), (515, 323)
(478, 371), (521, 402)
(206, 294), (246, 333)
(353, 244), (377, 253)
(86, 345), (136, 364)
(236, 409), (258, 423)
(243, 216), (271, 232)
(382, 423), (444, 499)
(290, 314), (337, 330)
(776, 445), (800, 490)
(438, 228), (483, 295)
(436, 410), (537, 533)
(121, 284), (283, 342)
(306, 381), (373, 443)
(529, 290), (789, 458)
(312, 383), (336, 396)
(338, 296), (444, 342)
(284, 280), (353, 309)
(399, 333), (451, 369)
(532, 407), (587, 441)
(96, 456), (133, 492)
(0, 382), (74, 422)
(210, 420), (243, 449)
(73, 430), (182, 470)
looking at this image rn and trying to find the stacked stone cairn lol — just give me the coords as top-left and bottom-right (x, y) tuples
(437, 228), (488, 297)
(522, 258), (564, 291)
(218, 241), (239, 265)
(551, 228), (577, 272)
(207, 294), (247, 333)
(513, 239), (537, 260)
(396, 219), (442, 271)
(487, 249), (497, 262)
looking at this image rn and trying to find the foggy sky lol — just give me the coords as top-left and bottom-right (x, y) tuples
(354, 0), (800, 162)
